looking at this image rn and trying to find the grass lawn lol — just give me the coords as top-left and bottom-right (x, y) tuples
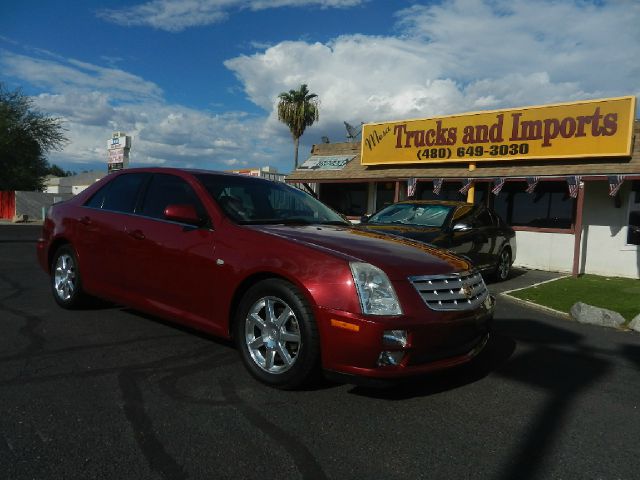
(508, 274), (640, 322)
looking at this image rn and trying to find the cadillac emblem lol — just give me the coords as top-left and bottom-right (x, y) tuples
(460, 285), (473, 299)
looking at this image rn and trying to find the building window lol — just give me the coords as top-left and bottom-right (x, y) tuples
(627, 181), (640, 246)
(319, 182), (368, 217)
(415, 181), (488, 204)
(492, 181), (574, 230)
(375, 182), (396, 211)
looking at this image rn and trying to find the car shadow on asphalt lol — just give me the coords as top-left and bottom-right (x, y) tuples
(346, 318), (604, 400)
(348, 316), (615, 480)
(119, 307), (236, 350)
(490, 266), (528, 283)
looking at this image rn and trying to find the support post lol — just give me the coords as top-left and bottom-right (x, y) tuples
(572, 181), (585, 277)
(466, 163), (476, 203)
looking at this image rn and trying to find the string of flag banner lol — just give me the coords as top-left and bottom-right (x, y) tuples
(459, 179), (473, 194)
(566, 175), (581, 198)
(406, 175), (627, 198)
(407, 177), (417, 197)
(433, 178), (443, 196)
(491, 178), (505, 195)
(608, 175), (624, 196)
(525, 177), (540, 194)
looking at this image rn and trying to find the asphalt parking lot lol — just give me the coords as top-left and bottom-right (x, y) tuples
(1, 224), (639, 480)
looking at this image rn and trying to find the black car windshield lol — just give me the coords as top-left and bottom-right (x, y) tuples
(195, 173), (349, 226)
(368, 203), (454, 227)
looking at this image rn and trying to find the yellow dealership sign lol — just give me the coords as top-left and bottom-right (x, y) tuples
(360, 96), (637, 165)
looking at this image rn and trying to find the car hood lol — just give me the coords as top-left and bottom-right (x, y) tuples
(356, 224), (447, 245)
(246, 224), (469, 278)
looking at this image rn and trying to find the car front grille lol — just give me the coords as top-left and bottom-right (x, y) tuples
(408, 271), (489, 311)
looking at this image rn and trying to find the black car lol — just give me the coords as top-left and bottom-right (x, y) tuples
(358, 200), (516, 281)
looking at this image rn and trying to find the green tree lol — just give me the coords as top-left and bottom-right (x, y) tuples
(47, 164), (73, 177)
(277, 84), (319, 170)
(0, 83), (68, 190)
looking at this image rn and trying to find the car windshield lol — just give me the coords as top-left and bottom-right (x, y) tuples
(195, 173), (349, 226)
(368, 203), (454, 227)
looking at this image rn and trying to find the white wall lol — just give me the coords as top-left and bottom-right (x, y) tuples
(513, 230), (575, 273)
(512, 182), (640, 279)
(72, 185), (91, 194)
(15, 191), (72, 220)
(44, 185), (73, 194)
(581, 182), (639, 278)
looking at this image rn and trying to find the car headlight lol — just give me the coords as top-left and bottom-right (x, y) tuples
(350, 262), (402, 316)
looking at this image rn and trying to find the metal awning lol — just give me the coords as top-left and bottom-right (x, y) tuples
(298, 155), (355, 171)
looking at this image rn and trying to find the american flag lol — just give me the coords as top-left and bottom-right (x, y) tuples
(433, 178), (443, 195)
(491, 177), (505, 195)
(407, 177), (417, 197)
(608, 175), (624, 197)
(567, 175), (582, 198)
(459, 178), (473, 194)
(525, 176), (540, 194)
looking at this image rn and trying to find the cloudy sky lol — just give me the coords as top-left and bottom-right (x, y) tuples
(1, 0), (639, 174)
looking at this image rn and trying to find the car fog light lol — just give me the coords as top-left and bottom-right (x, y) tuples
(377, 351), (405, 367)
(383, 330), (408, 347)
(483, 295), (495, 310)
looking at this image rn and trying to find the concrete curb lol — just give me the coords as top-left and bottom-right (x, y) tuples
(499, 291), (571, 319)
(0, 220), (44, 226)
(499, 275), (572, 319)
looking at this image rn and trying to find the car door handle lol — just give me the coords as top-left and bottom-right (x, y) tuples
(128, 229), (146, 240)
(79, 216), (92, 226)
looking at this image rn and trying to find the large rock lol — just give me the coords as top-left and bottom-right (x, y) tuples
(629, 314), (640, 333)
(570, 302), (626, 329)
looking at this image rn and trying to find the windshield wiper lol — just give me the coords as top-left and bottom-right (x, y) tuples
(318, 220), (350, 226)
(278, 218), (315, 225)
(239, 218), (348, 226)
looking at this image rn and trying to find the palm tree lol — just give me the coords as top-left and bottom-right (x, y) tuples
(277, 84), (319, 170)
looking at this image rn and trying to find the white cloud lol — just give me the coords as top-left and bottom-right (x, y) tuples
(225, 0), (640, 144)
(98, 0), (367, 32)
(34, 92), (116, 126)
(0, 51), (162, 101)
(3, 0), (639, 174)
(0, 48), (288, 172)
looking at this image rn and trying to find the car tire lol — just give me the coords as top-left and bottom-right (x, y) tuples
(234, 279), (319, 389)
(51, 244), (88, 309)
(493, 248), (511, 282)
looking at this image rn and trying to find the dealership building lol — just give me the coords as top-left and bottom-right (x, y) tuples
(288, 97), (640, 279)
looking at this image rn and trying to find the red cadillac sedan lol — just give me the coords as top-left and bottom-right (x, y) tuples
(37, 168), (494, 388)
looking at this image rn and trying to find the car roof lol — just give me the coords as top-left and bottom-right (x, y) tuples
(111, 167), (232, 176)
(396, 200), (474, 207)
(108, 167), (281, 183)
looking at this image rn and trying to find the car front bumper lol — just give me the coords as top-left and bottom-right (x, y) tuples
(316, 295), (494, 379)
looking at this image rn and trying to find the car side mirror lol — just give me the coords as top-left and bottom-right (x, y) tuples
(452, 222), (472, 232)
(164, 204), (204, 226)
(360, 214), (371, 224)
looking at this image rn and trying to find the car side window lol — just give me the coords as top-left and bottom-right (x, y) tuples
(85, 173), (149, 213)
(451, 205), (475, 226)
(85, 184), (109, 209)
(140, 174), (206, 220)
(474, 209), (493, 227)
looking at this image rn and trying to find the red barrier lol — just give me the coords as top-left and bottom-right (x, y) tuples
(0, 191), (16, 219)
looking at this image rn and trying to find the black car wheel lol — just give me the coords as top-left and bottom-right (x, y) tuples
(51, 244), (88, 309)
(235, 279), (319, 389)
(493, 248), (511, 282)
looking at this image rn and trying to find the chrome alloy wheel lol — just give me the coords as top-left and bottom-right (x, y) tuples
(244, 296), (302, 374)
(54, 253), (77, 301)
(497, 249), (511, 280)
